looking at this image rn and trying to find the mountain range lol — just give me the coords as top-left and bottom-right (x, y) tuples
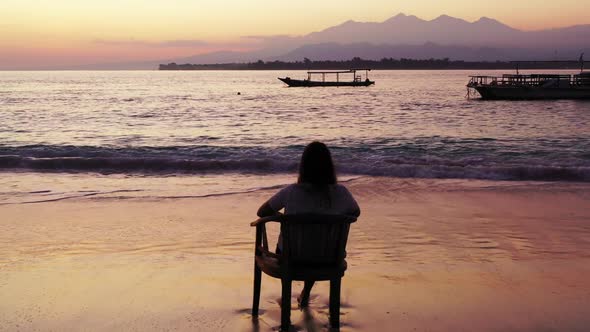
(89, 14), (590, 69)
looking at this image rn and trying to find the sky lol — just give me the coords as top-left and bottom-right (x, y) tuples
(1, 0), (589, 69)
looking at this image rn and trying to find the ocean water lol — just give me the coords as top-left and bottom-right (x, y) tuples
(1, 70), (589, 193)
(2, 71), (590, 332)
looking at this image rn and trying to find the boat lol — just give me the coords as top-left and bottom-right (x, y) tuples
(467, 58), (590, 100)
(279, 69), (375, 87)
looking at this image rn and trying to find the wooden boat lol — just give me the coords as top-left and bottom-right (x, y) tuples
(279, 69), (375, 87)
(467, 59), (590, 100)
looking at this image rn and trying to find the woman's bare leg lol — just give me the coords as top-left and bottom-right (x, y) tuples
(298, 280), (315, 308)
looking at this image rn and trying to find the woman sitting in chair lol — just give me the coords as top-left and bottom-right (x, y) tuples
(257, 141), (360, 307)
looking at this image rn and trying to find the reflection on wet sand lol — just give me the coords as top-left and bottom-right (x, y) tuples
(1, 177), (589, 331)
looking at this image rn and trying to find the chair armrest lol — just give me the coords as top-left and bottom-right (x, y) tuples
(252, 214), (282, 252)
(250, 214), (283, 227)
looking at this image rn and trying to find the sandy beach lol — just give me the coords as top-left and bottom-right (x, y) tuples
(1, 176), (589, 331)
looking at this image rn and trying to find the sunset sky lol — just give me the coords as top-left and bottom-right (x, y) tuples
(1, 0), (589, 69)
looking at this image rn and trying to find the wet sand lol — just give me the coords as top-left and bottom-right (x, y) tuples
(1, 177), (590, 331)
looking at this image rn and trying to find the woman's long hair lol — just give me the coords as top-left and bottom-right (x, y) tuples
(297, 141), (337, 186)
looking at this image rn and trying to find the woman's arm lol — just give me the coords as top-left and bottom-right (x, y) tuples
(349, 207), (361, 218)
(257, 185), (289, 217)
(341, 185), (360, 217)
(257, 201), (277, 217)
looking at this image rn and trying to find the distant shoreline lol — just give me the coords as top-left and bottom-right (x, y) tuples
(159, 58), (586, 71)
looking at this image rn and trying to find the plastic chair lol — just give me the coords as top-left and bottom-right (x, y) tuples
(250, 214), (357, 331)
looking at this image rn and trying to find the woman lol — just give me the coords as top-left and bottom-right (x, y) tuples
(257, 141), (360, 307)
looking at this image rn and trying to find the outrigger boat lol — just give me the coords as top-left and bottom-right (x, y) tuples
(467, 57), (590, 100)
(279, 69), (374, 87)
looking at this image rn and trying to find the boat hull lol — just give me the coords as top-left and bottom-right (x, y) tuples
(279, 77), (374, 87)
(472, 85), (590, 100)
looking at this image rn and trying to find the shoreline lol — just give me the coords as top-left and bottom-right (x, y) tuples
(2, 172), (590, 205)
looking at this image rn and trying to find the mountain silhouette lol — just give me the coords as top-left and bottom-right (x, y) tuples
(298, 13), (584, 47)
(171, 13), (589, 66)
(72, 13), (590, 69)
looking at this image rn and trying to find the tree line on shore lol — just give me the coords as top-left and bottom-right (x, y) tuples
(159, 57), (584, 70)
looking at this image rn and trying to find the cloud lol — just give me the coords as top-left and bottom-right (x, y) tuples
(93, 39), (210, 48)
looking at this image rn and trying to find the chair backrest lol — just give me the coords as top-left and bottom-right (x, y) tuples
(280, 214), (357, 267)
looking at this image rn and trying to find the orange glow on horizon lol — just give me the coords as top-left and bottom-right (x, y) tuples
(1, 0), (589, 69)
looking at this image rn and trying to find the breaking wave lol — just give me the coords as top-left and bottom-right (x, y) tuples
(1, 141), (589, 182)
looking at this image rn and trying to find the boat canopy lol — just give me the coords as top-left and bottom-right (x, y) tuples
(304, 69), (371, 82)
(306, 68), (372, 74)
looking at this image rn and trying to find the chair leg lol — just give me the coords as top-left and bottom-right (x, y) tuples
(252, 263), (262, 316)
(281, 278), (292, 331)
(329, 278), (341, 329)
